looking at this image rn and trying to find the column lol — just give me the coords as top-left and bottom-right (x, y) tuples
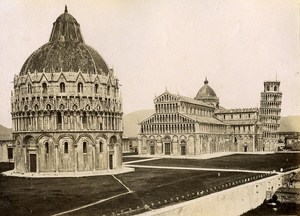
(55, 144), (59, 173)
(74, 113), (77, 130)
(61, 112), (64, 130)
(35, 114), (38, 131)
(80, 112), (83, 130)
(93, 144), (96, 171)
(53, 112), (57, 130)
(24, 146), (27, 171)
(67, 113), (71, 130)
(74, 144), (78, 172)
(47, 113), (50, 130)
(87, 112), (90, 130)
(41, 113), (44, 131)
(19, 116), (22, 131)
(36, 145), (39, 173)
(103, 114), (106, 130)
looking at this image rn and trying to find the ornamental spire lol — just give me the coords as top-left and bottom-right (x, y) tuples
(64, 5), (68, 13)
(204, 77), (208, 85)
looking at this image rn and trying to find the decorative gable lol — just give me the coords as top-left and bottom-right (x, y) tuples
(154, 92), (178, 103)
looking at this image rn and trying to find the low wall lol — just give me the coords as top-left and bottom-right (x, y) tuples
(140, 170), (297, 216)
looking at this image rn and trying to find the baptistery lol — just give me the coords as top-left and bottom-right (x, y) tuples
(11, 7), (123, 173)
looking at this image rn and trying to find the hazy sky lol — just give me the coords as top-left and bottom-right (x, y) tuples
(0, 0), (299, 128)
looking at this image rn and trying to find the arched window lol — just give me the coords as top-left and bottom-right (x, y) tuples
(99, 141), (103, 153)
(34, 104), (39, 111)
(274, 86), (277, 91)
(45, 142), (49, 154)
(109, 136), (117, 145)
(83, 142), (87, 153)
(77, 82), (83, 93)
(46, 104), (51, 110)
(95, 84), (99, 94)
(60, 82), (65, 93)
(64, 142), (68, 154)
(42, 83), (47, 93)
(28, 83), (32, 94)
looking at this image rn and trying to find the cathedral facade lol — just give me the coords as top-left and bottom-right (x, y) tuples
(11, 7), (123, 173)
(138, 78), (280, 156)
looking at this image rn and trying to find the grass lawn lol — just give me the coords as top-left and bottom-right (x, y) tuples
(68, 168), (266, 215)
(0, 162), (14, 173)
(1, 152), (297, 216)
(134, 153), (300, 172)
(0, 165), (127, 216)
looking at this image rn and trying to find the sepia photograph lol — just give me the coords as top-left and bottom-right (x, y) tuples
(0, 0), (299, 215)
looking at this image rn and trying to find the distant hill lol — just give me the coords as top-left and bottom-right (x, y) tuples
(0, 124), (12, 140)
(279, 116), (300, 132)
(123, 109), (154, 137)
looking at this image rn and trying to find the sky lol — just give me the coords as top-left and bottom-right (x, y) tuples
(0, 0), (299, 128)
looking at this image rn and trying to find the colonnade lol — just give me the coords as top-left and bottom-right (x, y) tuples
(155, 103), (213, 116)
(155, 103), (178, 113)
(260, 109), (281, 116)
(141, 123), (195, 134)
(12, 111), (122, 132)
(261, 94), (282, 101)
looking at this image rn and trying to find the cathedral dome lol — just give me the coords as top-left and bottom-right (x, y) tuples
(195, 78), (217, 99)
(20, 6), (109, 76)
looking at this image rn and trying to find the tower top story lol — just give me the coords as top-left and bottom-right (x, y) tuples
(262, 81), (281, 93)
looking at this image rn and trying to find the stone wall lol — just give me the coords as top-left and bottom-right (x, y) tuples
(13, 132), (122, 173)
(140, 171), (297, 216)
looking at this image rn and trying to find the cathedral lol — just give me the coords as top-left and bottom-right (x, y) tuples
(138, 78), (282, 156)
(11, 7), (123, 173)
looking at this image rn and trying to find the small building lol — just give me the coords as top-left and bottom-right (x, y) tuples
(291, 172), (300, 189)
(0, 132), (13, 162)
(274, 187), (300, 204)
(122, 137), (138, 153)
(278, 115), (300, 151)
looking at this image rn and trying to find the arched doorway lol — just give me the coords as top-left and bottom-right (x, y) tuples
(149, 141), (155, 155)
(109, 136), (117, 169)
(180, 140), (187, 155)
(163, 136), (172, 155)
(24, 136), (37, 172)
(243, 144), (248, 152)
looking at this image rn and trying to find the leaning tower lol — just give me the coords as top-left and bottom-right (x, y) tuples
(259, 81), (282, 151)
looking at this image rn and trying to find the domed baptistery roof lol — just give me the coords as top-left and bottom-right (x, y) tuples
(195, 78), (219, 108)
(20, 6), (109, 76)
(10, 7), (125, 176)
